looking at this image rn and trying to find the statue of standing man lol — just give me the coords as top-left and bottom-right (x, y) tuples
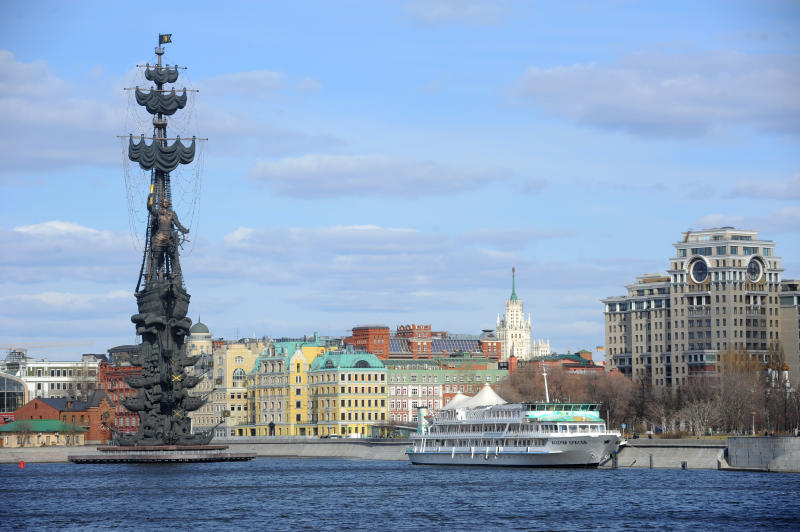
(148, 192), (188, 281)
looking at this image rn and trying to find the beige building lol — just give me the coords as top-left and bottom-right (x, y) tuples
(604, 227), (791, 387)
(779, 280), (800, 388)
(185, 325), (265, 439)
(185, 321), (217, 436)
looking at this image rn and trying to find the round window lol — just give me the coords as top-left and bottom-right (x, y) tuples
(690, 259), (708, 283)
(747, 259), (762, 282)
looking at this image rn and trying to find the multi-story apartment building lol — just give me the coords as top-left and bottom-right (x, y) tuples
(185, 335), (265, 439)
(242, 335), (341, 437)
(388, 326), (504, 360)
(308, 350), (387, 438)
(96, 359), (140, 435)
(779, 280), (800, 387)
(385, 353), (508, 423)
(185, 321), (218, 436)
(604, 227), (790, 387)
(240, 339), (385, 438)
(346, 325), (390, 358)
(1, 351), (105, 401)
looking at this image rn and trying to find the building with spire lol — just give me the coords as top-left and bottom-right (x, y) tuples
(497, 268), (550, 361)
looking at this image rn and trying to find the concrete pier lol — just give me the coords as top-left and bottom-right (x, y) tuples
(726, 437), (800, 472)
(602, 438), (727, 470)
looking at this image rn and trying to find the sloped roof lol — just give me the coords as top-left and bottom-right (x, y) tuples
(0, 419), (86, 432)
(39, 390), (111, 412)
(85, 390), (111, 408)
(310, 351), (385, 371)
(460, 384), (507, 408)
(40, 397), (84, 411)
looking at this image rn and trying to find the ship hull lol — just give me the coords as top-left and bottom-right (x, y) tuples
(407, 435), (619, 467)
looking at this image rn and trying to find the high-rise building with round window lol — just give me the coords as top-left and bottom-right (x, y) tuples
(603, 227), (795, 387)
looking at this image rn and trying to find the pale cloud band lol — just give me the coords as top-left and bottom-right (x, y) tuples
(515, 51), (800, 138)
(248, 153), (510, 197)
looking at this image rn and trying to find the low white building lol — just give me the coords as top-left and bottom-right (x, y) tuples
(1, 350), (104, 401)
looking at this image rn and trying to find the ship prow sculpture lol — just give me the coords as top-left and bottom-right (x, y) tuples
(70, 35), (253, 463)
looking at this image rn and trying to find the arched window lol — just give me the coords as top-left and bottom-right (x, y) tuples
(232, 368), (246, 383)
(355, 360), (370, 368)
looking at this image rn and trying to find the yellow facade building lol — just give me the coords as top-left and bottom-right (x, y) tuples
(308, 350), (387, 438)
(242, 337), (332, 436)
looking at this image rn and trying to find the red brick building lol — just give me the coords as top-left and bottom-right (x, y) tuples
(396, 324), (433, 357)
(14, 391), (115, 444)
(478, 330), (502, 360)
(345, 325), (391, 359)
(97, 360), (141, 435)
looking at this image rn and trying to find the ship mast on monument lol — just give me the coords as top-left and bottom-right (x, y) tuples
(118, 34), (209, 446)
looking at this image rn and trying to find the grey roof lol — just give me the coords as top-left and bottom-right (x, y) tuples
(389, 338), (410, 353)
(432, 338), (479, 352)
(39, 390), (111, 412)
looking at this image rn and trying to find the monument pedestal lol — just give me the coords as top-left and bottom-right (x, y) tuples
(68, 444), (256, 463)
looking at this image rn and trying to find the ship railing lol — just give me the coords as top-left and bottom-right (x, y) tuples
(424, 427), (611, 438)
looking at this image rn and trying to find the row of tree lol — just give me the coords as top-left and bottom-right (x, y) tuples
(495, 347), (800, 436)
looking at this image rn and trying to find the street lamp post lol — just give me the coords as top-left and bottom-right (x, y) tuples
(752, 411), (756, 436)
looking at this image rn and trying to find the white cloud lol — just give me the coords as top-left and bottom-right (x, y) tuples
(405, 0), (509, 25)
(0, 50), (65, 98)
(0, 290), (130, 313)
(0, 51), (122, 173)
(0, 222), (137, 283)
(515, 51), (800, 138)
(729, 174), (800, 200)
(14, 220), (101, 237)
(248, 154), (509, 197)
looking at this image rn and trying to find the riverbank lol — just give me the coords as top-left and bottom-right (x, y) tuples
(2, 436), (798, 472)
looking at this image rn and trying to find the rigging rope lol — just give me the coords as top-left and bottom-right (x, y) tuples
(121, 64), (203, 257)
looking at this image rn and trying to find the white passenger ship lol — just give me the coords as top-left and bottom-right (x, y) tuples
(407, 384), (621, 467)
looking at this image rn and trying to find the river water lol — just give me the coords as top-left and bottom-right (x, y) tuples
(2, 458), (799, 530)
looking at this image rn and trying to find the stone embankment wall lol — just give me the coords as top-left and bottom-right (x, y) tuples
(219, 437), (410, 461)
(0, 445), (99, 464)
(727, 437), (800, 473)
(604, 439), (727, 470)
(0, 439), (410, 463)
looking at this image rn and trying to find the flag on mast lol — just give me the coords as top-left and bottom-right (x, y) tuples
(159, 34), (172, 45)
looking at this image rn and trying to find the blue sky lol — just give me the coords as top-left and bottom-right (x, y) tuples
(1, 1), (798, 360)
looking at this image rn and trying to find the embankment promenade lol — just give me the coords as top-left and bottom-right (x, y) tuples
(2, 436), (798, 472)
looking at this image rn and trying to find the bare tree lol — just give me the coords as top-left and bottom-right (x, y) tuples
(715, 348), (764, 434)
